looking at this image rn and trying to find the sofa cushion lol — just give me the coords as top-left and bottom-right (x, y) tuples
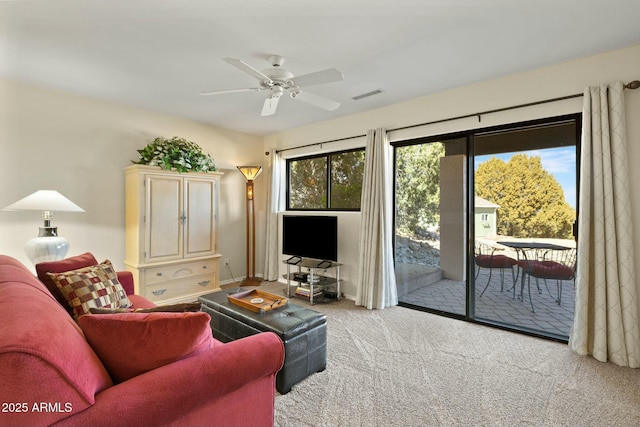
(78, 311), (215, 383)
(1, 256), (114, 426)
(47, 261), (132, 319)
(127, 293), (159, 310)
(89, 301), (202, 314)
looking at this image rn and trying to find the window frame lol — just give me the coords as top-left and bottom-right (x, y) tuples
(286, 147), (365, 211)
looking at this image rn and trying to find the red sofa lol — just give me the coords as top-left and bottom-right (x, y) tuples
(0, 253), (285, 427)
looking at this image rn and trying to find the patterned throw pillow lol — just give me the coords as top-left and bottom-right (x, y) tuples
(47, 260), (132, 319)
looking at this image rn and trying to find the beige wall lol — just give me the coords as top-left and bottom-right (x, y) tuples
(2, 43), (639, 299)
(0, 78), (266, 282)
(265, 43), (640, 299)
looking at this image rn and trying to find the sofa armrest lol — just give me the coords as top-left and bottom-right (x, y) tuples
(54, 332), (285, 427)
(116, 271), (135, 295)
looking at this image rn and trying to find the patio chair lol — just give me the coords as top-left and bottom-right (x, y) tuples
(517, 246), (576, 312)
(475, 241), (518, 298)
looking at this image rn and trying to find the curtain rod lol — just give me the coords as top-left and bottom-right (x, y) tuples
(392, 79), (640, 134)
(275, 80), (640, 154)
(275, 133), (367, 154)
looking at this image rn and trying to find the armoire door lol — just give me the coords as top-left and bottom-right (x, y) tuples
(184, 177), (217, 258)
(145, 175), (183, 262)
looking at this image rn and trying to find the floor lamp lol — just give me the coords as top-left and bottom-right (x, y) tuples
(2, 190), (85, 264)
(237, 166), (262, 286)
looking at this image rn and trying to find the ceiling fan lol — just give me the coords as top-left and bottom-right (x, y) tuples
(200, 55), (344, 116)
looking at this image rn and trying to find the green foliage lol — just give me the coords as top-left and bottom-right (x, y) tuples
(330, 150), (365, 209)
(289, 157), (327, 209)
(134, 136), (217, 173)
(475, 154), (575, 238)
(289, 150), (364, 210)
(395, 142), (444, 236)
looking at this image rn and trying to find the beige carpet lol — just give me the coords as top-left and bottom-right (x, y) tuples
(257, 282), (640, 427)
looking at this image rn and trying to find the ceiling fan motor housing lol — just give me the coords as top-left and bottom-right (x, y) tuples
(261, 67), (294, 88)
(268, 55), (285, 67)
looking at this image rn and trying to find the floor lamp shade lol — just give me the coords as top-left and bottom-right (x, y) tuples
(237, 166), (262, 285)
(237, 166), (263, 181)
(2, 190), (85, 264)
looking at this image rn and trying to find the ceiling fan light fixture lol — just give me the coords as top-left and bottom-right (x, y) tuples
(270, 86), (284, 98)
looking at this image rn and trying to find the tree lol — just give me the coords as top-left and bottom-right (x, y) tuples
(289, 150), (365, 209)
(475, 154), (575, 238)
(289, 157), (327, 209)
(330, 150), (365, 209)
(395, 142), (444, 236)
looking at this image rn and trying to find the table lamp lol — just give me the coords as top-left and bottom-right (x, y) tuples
(2, 190), (85, 264)
(237, 166), (262, 286)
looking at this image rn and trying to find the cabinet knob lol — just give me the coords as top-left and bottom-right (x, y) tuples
(198, 280), (210, 287)
(156, 272), (163, 276)
(152, 289), (167, 296)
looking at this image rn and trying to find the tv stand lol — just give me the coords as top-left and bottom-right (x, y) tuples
(285, 255), (303, 265)
(282, 258), (342, 304)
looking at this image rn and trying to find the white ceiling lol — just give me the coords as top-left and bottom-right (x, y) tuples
(2, 0), (640, 136)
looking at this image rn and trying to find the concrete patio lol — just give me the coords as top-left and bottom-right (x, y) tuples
(397, 263), (575, 339)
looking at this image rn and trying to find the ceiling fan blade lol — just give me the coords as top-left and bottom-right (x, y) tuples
(223, 58), (272, 83)
(293, 91), (340, 111)
(199, 87), (263, 96)
(291, 68), (344, 87)
(261, 94), (281, 116)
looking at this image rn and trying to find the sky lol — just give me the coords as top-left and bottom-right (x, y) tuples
(475, 146), (577, 209)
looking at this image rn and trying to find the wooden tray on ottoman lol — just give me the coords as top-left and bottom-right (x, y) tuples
(227, 289), (288, 313)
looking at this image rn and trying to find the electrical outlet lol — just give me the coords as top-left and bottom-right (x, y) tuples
(224, 258), (230, 266)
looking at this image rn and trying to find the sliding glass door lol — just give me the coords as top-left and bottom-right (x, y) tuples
(472, 118), (578, 339)
(394, 136), (468, 316)
(394, 115), (580, 341)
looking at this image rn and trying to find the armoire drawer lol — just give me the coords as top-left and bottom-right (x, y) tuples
(143, 274), (217, 303)
(144, 259), (216, 285)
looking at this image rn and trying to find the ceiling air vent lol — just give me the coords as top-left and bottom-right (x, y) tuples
(352, 89), (384, 101)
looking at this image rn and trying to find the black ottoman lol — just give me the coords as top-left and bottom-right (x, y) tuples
(199, 288), (327, 394)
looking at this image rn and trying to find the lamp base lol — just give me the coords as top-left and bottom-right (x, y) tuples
(241, 277), (262, 287)
(25, 231), (69, 265)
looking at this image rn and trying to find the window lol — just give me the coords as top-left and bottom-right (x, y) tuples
(287, 148), (365, 210)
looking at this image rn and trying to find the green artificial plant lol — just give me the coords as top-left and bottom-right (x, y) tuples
(133, 136), (217, 173)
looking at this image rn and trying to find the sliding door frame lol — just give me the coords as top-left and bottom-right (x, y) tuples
(393, 113), (582, 343)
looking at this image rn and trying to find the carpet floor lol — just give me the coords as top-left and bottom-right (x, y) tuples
(258, 282), (640, 427)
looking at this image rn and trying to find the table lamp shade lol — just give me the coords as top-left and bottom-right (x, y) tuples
(2, 190), (85, 264)
(3, 190), (85, 213)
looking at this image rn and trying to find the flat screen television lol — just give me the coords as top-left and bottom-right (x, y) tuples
(282, 215), (338, 262)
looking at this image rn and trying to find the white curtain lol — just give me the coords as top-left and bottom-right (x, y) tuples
(569, 82), (640, 368)
(355, 128), (398, 309)
(263, 148), (285, 281)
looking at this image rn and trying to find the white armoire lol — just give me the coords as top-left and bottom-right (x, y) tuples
(124, 165), (223, 304)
